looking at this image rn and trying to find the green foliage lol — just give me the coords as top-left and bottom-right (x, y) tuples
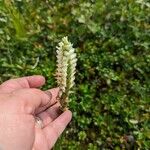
(0, 0), (150, 149)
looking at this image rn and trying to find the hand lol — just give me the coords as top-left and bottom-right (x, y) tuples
(0, 75), (72, 150)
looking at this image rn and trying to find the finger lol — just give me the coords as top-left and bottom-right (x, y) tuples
(39, 88), (59, 112)
(11, 88), (51, 114)
(37, 102), (62, 127)
(43, 110), (72, 149)
(0, 75), (45, 93)
(16, 75), (45, 88)
(46, 102), (62, 120)
(33, 128), (49, 150)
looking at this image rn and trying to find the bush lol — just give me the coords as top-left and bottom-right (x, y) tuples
(0, 0), (150, 149)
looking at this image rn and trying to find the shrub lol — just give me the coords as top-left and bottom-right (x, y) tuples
(0, 0), (150, 149)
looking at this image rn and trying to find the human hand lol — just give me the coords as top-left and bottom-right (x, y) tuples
(0, 75), (72, 150)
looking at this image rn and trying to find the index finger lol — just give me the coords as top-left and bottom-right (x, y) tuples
(38, 88), (60, 113)
(11, 88), (57, 114)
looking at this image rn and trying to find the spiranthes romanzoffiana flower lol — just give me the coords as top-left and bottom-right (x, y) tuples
(55, 36), (77, 111)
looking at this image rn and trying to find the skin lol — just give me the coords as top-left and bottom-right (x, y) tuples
(0, 75), (72, 150)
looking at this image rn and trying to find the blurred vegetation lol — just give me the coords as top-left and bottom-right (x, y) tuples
(0, 0), (150, 149)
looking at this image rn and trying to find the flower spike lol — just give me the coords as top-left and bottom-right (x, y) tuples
(55, 37), (77, 111)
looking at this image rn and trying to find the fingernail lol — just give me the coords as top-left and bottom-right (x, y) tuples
(44, 91), (52, 100)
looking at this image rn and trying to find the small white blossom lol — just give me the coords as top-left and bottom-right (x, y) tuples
(55, 36), (77, 110)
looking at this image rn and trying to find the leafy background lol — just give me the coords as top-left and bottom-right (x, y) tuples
(0, 0), (150, 149)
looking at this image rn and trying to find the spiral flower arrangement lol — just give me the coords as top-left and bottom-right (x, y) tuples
(55, 37), (77, 111)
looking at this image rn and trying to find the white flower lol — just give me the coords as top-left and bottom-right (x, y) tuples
(55, 36), (77, 110)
